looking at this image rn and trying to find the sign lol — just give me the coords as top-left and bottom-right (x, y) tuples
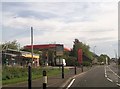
(78, 49), (83, 64)
(56, 45), (64, 56)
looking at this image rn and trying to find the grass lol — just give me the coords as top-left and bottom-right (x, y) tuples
(2, 67), (69, 85)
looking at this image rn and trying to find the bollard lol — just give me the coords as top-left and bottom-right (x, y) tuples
(81, 64), (83, 72)
(74, 65), (76, 75)
(62, 64), (64, 79)
(28, 63), (32, 89)
(43, 70), (47, 89)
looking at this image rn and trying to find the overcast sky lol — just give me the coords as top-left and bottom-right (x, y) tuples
(1, 0), (118, 58)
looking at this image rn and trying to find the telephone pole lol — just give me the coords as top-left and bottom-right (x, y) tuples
(28, 27), (33, 89)
(31, 27), (33, 64)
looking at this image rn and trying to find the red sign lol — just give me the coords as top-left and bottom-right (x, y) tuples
(78, 49), (83, 64)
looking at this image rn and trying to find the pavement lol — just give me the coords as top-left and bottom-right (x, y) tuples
(2, 66), (91, 89)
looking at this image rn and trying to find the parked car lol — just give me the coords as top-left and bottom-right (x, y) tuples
(100, 62), (104, 65)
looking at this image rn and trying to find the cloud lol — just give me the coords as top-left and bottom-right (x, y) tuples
(2, 2), (118, 58)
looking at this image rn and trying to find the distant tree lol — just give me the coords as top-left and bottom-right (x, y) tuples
(98, 54), (110, 62)
(72, 39), (93, 60)
(2, 40), (19, 50)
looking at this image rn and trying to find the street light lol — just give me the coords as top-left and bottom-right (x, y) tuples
(110, 45), (118, 65)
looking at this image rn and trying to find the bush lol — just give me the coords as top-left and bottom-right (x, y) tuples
(2, 66), (62, 81)
(66, 56), (78, 66)
(82, 61), (91, 66)
(2, 66), (28, 80)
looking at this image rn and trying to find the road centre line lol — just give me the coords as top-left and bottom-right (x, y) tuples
(66, 79), (75, 89)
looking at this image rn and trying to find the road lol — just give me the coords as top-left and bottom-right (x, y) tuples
(66, 65), (120, 89)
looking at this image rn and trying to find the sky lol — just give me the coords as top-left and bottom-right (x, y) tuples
(1, 0), (119, 58)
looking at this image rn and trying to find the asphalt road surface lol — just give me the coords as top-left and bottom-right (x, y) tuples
(66, 65), (119, 89)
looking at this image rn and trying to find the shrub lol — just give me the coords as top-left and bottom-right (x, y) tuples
(82, 61), (91, 66)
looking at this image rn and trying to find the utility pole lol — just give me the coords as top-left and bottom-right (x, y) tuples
(28, 27), (33, 89)
(31, 27), (33, 64)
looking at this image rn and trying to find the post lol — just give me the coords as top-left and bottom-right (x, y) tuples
(31, 27), (33, 65)
(28, 63), (31, 89)
(74, 59), (77, 75)
(62, 59), (64, 79)
(43, 70), (47, 89)
(81, 64), (83, 72)
(74, 65), (76, 75)
(59, 57), (60, 69)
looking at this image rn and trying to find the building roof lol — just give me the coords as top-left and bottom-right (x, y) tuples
(24, 44), (71, 52)
(64, 47), (71, 51)
(24, 44), (61, 49)
(24, 44), (63, 50)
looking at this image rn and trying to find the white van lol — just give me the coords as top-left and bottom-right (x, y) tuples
(56, 58), (66, 66)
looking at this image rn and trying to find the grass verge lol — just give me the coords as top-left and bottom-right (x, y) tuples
(2, 67), (69, 85)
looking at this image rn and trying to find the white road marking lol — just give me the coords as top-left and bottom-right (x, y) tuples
(66, 78), (75, 89)
(116, 80), (118, 83)
(105, 74), (107, 78)
(105, 66), (114, 83)
(108, 66), (120, 79)
(107, 78), (113, 82)
(104, 66), (107, 78)
(106, 65), (120, 86)
(116, 83), (120, 86)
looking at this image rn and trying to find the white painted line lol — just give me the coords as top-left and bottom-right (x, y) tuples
(116, 83), (120, 87)
(66, 79), (75, 89)
(108, 67), (120, 79)
(107, 78), (113, 82)
(105, 74), (107, 78)
(104, 66), (107, 78)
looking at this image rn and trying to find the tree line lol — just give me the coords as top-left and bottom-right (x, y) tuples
(1, 39), (111, 66)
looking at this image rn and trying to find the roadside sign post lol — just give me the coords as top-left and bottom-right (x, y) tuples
(74, 64), (76, 75)
(62, 59), (64, 79)
(78, 49), (83, 72)
(59, 56), (61, 70)
(56, 45), (64, 79)
(28, 63), (32, 89)
(81, 64), (83, 72)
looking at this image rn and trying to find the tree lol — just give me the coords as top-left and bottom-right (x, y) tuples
(98, 54), (110, 63)
(2, 40), (19, 50)
(72, 39), (93, 60)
